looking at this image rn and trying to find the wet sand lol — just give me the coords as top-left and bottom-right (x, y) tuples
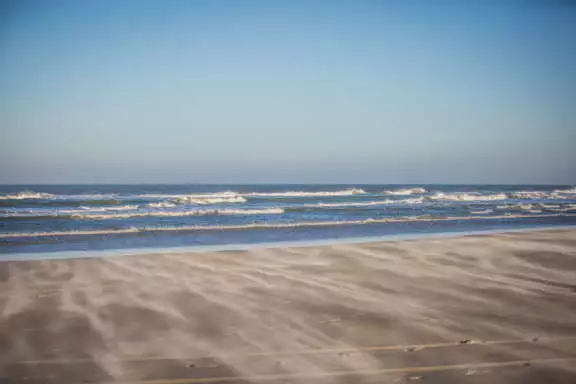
(2, 228), (576, 383)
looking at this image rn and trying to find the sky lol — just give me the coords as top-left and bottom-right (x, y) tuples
(1, 0), (575, 184)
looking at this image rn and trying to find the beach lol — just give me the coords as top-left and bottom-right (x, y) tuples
(2, 228), (576, 383)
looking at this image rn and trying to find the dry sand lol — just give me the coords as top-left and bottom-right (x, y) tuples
(2, 228), (576, 383)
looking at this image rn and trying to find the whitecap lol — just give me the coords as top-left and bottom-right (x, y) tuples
(70, 207), (284, 220)
(2, 212), (572, 238)
(427, 192), (508, 202)
(303, 197), (424, 208)
(174, 196), (247, 204)
(0, 192), (55, 200)
(383, 187), (427, 195)
(247, 188), (365, 197)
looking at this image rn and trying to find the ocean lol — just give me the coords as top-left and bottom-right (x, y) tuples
(1, 184), (575, 257)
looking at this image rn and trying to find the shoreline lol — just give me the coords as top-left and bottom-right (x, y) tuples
(1, 223), (575, 262)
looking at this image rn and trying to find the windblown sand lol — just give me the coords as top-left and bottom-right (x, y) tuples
(2, 229), (576, 383)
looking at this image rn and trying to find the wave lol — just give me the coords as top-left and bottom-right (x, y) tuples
(383, 187), (426, 195)
(427, 192), (508, 202)
(1, 205), (140, 217)
(554, 187), (576, 194)
(1, 207), (285, 221)
(498, 203), (575, 209)
(2, 213), (572, 239)
(497, 204), (535, 210)
(0, 192), (55, 200)
(72, 208), (284, 220)
(301, 197), (424, 208)
(0, 192), (119, 201)
(0, 205), (139, 220)
(148, 201), (177, 208)
(138, 191), (240, 199)
(95, 189), (366, 201)
(77, 205), (139, 212)
(246, 188), (366, 197)
(174, 196), (247, 204)
(470, 209), (494, 214)
(507, 191), (567, 200)
(539, 203), (576, 212)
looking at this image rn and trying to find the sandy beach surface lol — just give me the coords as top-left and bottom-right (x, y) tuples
(2, 228), (576, 383)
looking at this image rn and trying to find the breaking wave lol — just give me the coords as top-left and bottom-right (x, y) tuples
(470, 209), (494, 215)
(301, 197), (424, 208)
(496, 203), (576, 213)
(554, 187), (576, 194)
(383, 187), (427, 195)
(1, 212), (572, 239)
(1, 207), (285, 221)
(0, 192), (55, 200)
(174, 196), (247, 204)
(148, 201), (177, 208)
(246, 188), (365, 197)
(507, 191), (566, 200)
(427, 192), (508, 202)
(138, 191), (240, 199)
(72, 205), (139, 212)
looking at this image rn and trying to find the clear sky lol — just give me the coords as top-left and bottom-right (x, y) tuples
(1, 0), (575, 184)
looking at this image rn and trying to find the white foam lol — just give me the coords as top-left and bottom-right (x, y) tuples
(138, 191), (241, 199)
(554, 187), (576, 194)
(427, 192), (508, 202)
(1, 205), (141, 218)
(82, 205), (139, 212)
(174, 196), (247, 204)
(1, 212), (572, 238)
(0, 192), (122, 201)
(138, 189), (365, 199)
(247, 188), (366, 197)
(0, 192), (55, 200)
(499, 204), (535, 211)
(508, 191), (546, 199)
(69, 207), (284, 220)
(383, 187), (427, 195)
(544, 204), (576, 212)
(303, 197), (424, 208)
(470, 209), (494, 215)
(539, 204), (562, 209)
(507, 191), (568, 200)
(148, 201), (177, 208)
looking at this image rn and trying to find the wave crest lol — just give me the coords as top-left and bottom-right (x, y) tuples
(1, 212), (571, 238)
(427, 192), (508, 202)
(70, 207), (284, 220)
(383, 187), (427, 195)
(302, 197), (424, 208)
(0, 192), (55, 200)
(554, 187), (576, 194)
(247, 188), (365, 197)
(148, 201), (177, 208)
(174, 196), (247, 204)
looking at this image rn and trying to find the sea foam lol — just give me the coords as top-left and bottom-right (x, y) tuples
(1, 212), (572, 238)
(246, 188), (365, 197)
(383, 187), (427, 195)
(0, 192), (55, 200)
(302, 197), (424, 208)
(69, 208), (284, 220)
(427, 192), (508, 202)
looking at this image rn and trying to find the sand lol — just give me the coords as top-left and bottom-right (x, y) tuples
(1, 228), (576, 383)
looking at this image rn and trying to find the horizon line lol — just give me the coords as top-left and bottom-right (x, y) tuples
(0, 182), (574, 186)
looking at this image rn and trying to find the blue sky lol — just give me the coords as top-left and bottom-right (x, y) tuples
(1, 0), (575, 184)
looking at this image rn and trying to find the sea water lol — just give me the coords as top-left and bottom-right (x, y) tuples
(1, 184), (575, 256)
